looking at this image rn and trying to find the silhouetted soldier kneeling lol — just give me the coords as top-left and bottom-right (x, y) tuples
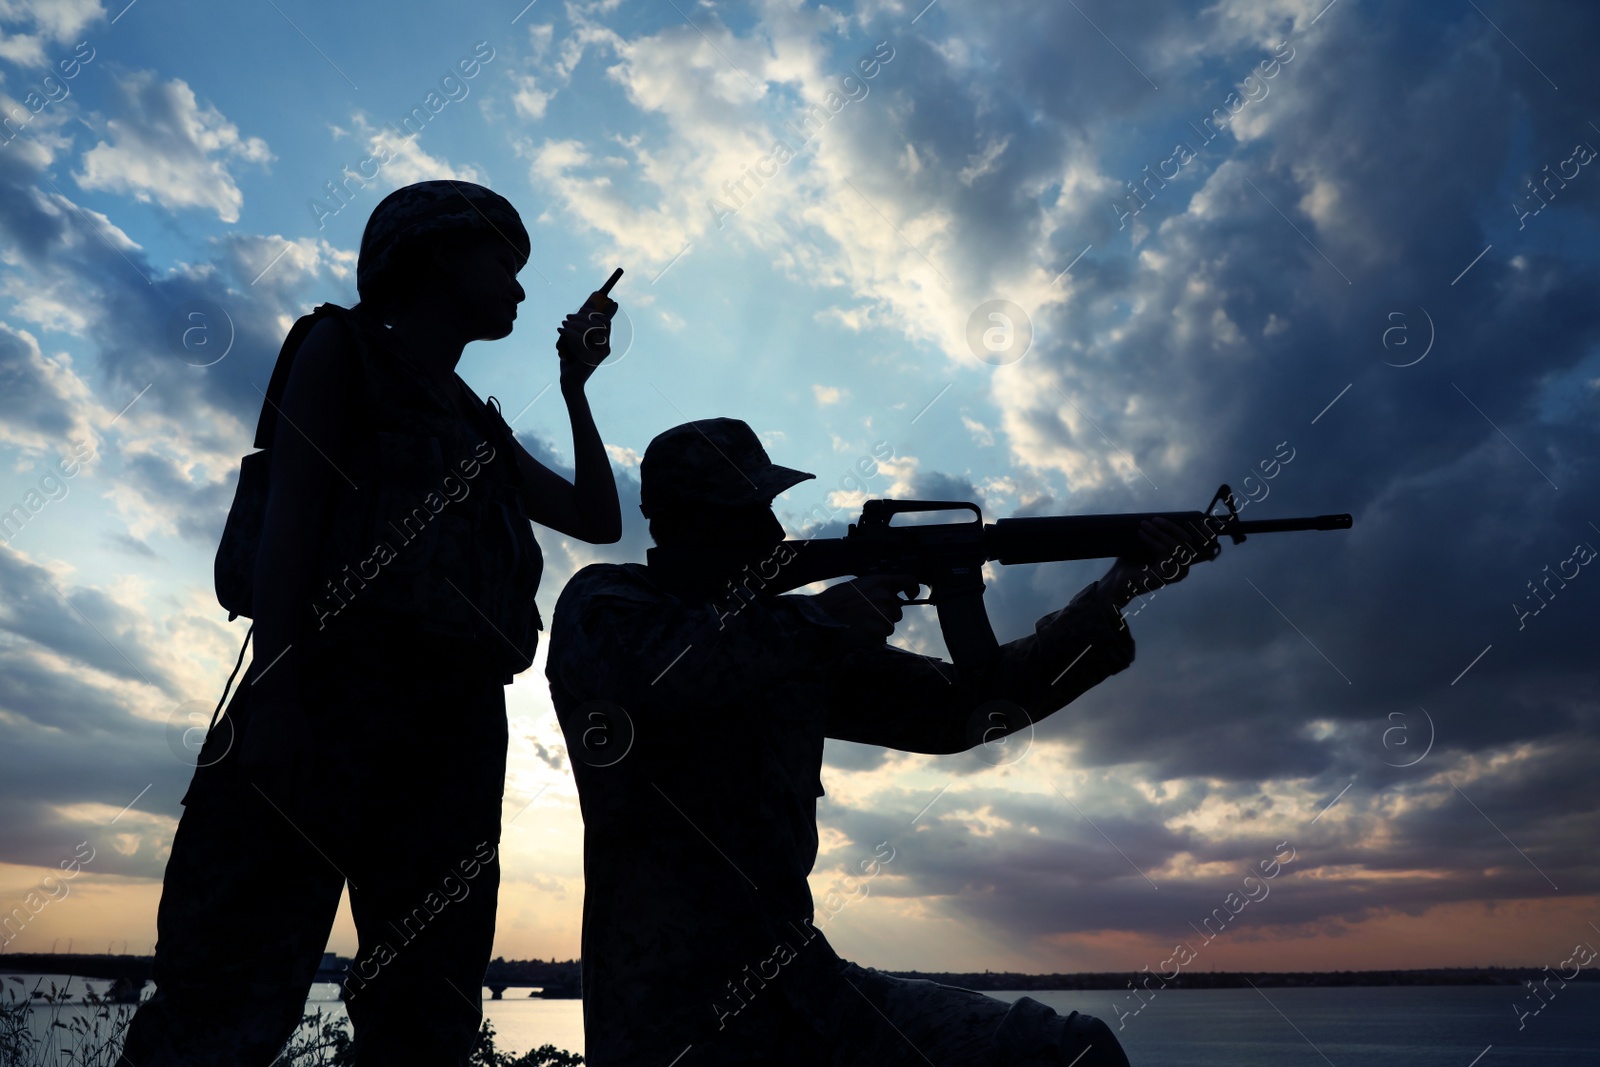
(548, 418), (1217, 1066)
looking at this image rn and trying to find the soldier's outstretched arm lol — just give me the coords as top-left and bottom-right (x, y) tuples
(823, 581), (1135, 755)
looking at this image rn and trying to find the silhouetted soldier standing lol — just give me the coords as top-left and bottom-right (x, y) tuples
(119, 181), (622, 1066)
(547, 418), (1216, 1066)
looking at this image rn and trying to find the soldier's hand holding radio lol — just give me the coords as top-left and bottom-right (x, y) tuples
(556, 267), (622, 385)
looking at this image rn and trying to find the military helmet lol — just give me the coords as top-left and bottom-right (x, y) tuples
(356, 180), (529, 308)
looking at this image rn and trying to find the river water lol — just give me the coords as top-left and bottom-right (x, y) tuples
(6, 975), (1596, 1063)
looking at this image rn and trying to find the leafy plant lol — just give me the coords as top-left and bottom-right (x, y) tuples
(471, 1018), (584, 1067)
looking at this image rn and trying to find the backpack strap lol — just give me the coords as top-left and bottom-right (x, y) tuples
(454, 387), (528, 488)
(253, 302), (375, 450)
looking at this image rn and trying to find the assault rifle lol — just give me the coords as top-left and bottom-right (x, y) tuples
(767, 485), (1352, 669)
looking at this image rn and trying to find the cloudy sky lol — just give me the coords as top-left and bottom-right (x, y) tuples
(1, 0), (1596, 980)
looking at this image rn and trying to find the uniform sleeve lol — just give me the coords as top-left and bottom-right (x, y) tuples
(547, 569), (853, 709)
(823, 581), (1136, 754)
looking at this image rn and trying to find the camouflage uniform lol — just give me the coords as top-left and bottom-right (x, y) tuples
(119, 183), (540, 1067)
(546, 419), (1136, 1066)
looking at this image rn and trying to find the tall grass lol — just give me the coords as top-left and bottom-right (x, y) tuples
(0, 977), (581, 1066)
(2, 977), (131, 1067)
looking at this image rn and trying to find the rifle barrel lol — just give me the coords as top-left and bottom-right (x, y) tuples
(988, 510), (1352, 566)
(1234, 514), (1352, 534)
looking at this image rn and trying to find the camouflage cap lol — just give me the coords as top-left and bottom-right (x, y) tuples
(639, 418), (815, 514)
(356, 180), (530, 304)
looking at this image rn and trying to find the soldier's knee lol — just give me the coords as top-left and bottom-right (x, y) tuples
(1059, 1012), (1131, 1066)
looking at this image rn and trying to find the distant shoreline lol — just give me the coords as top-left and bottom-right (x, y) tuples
(4, 955), (1597, 991)
(879, 967), (1600, 991)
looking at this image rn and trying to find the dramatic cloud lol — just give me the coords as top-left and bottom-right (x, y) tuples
(520, 0), (1600, 962)
(0, 0), (103, 68)
(76, 71), (273, 223)
(0, 0), (1594, 972)
(0, 321), (98, 453)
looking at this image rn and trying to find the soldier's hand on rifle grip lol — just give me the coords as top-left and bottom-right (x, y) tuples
(812, 575), (921, 646)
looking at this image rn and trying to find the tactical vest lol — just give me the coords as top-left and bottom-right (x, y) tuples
(307, 305), (543, 681)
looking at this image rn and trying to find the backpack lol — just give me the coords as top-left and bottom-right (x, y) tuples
(214, 303), (366, 621)
(199, 303), (367, 740)
(213, 301), (542, 680)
